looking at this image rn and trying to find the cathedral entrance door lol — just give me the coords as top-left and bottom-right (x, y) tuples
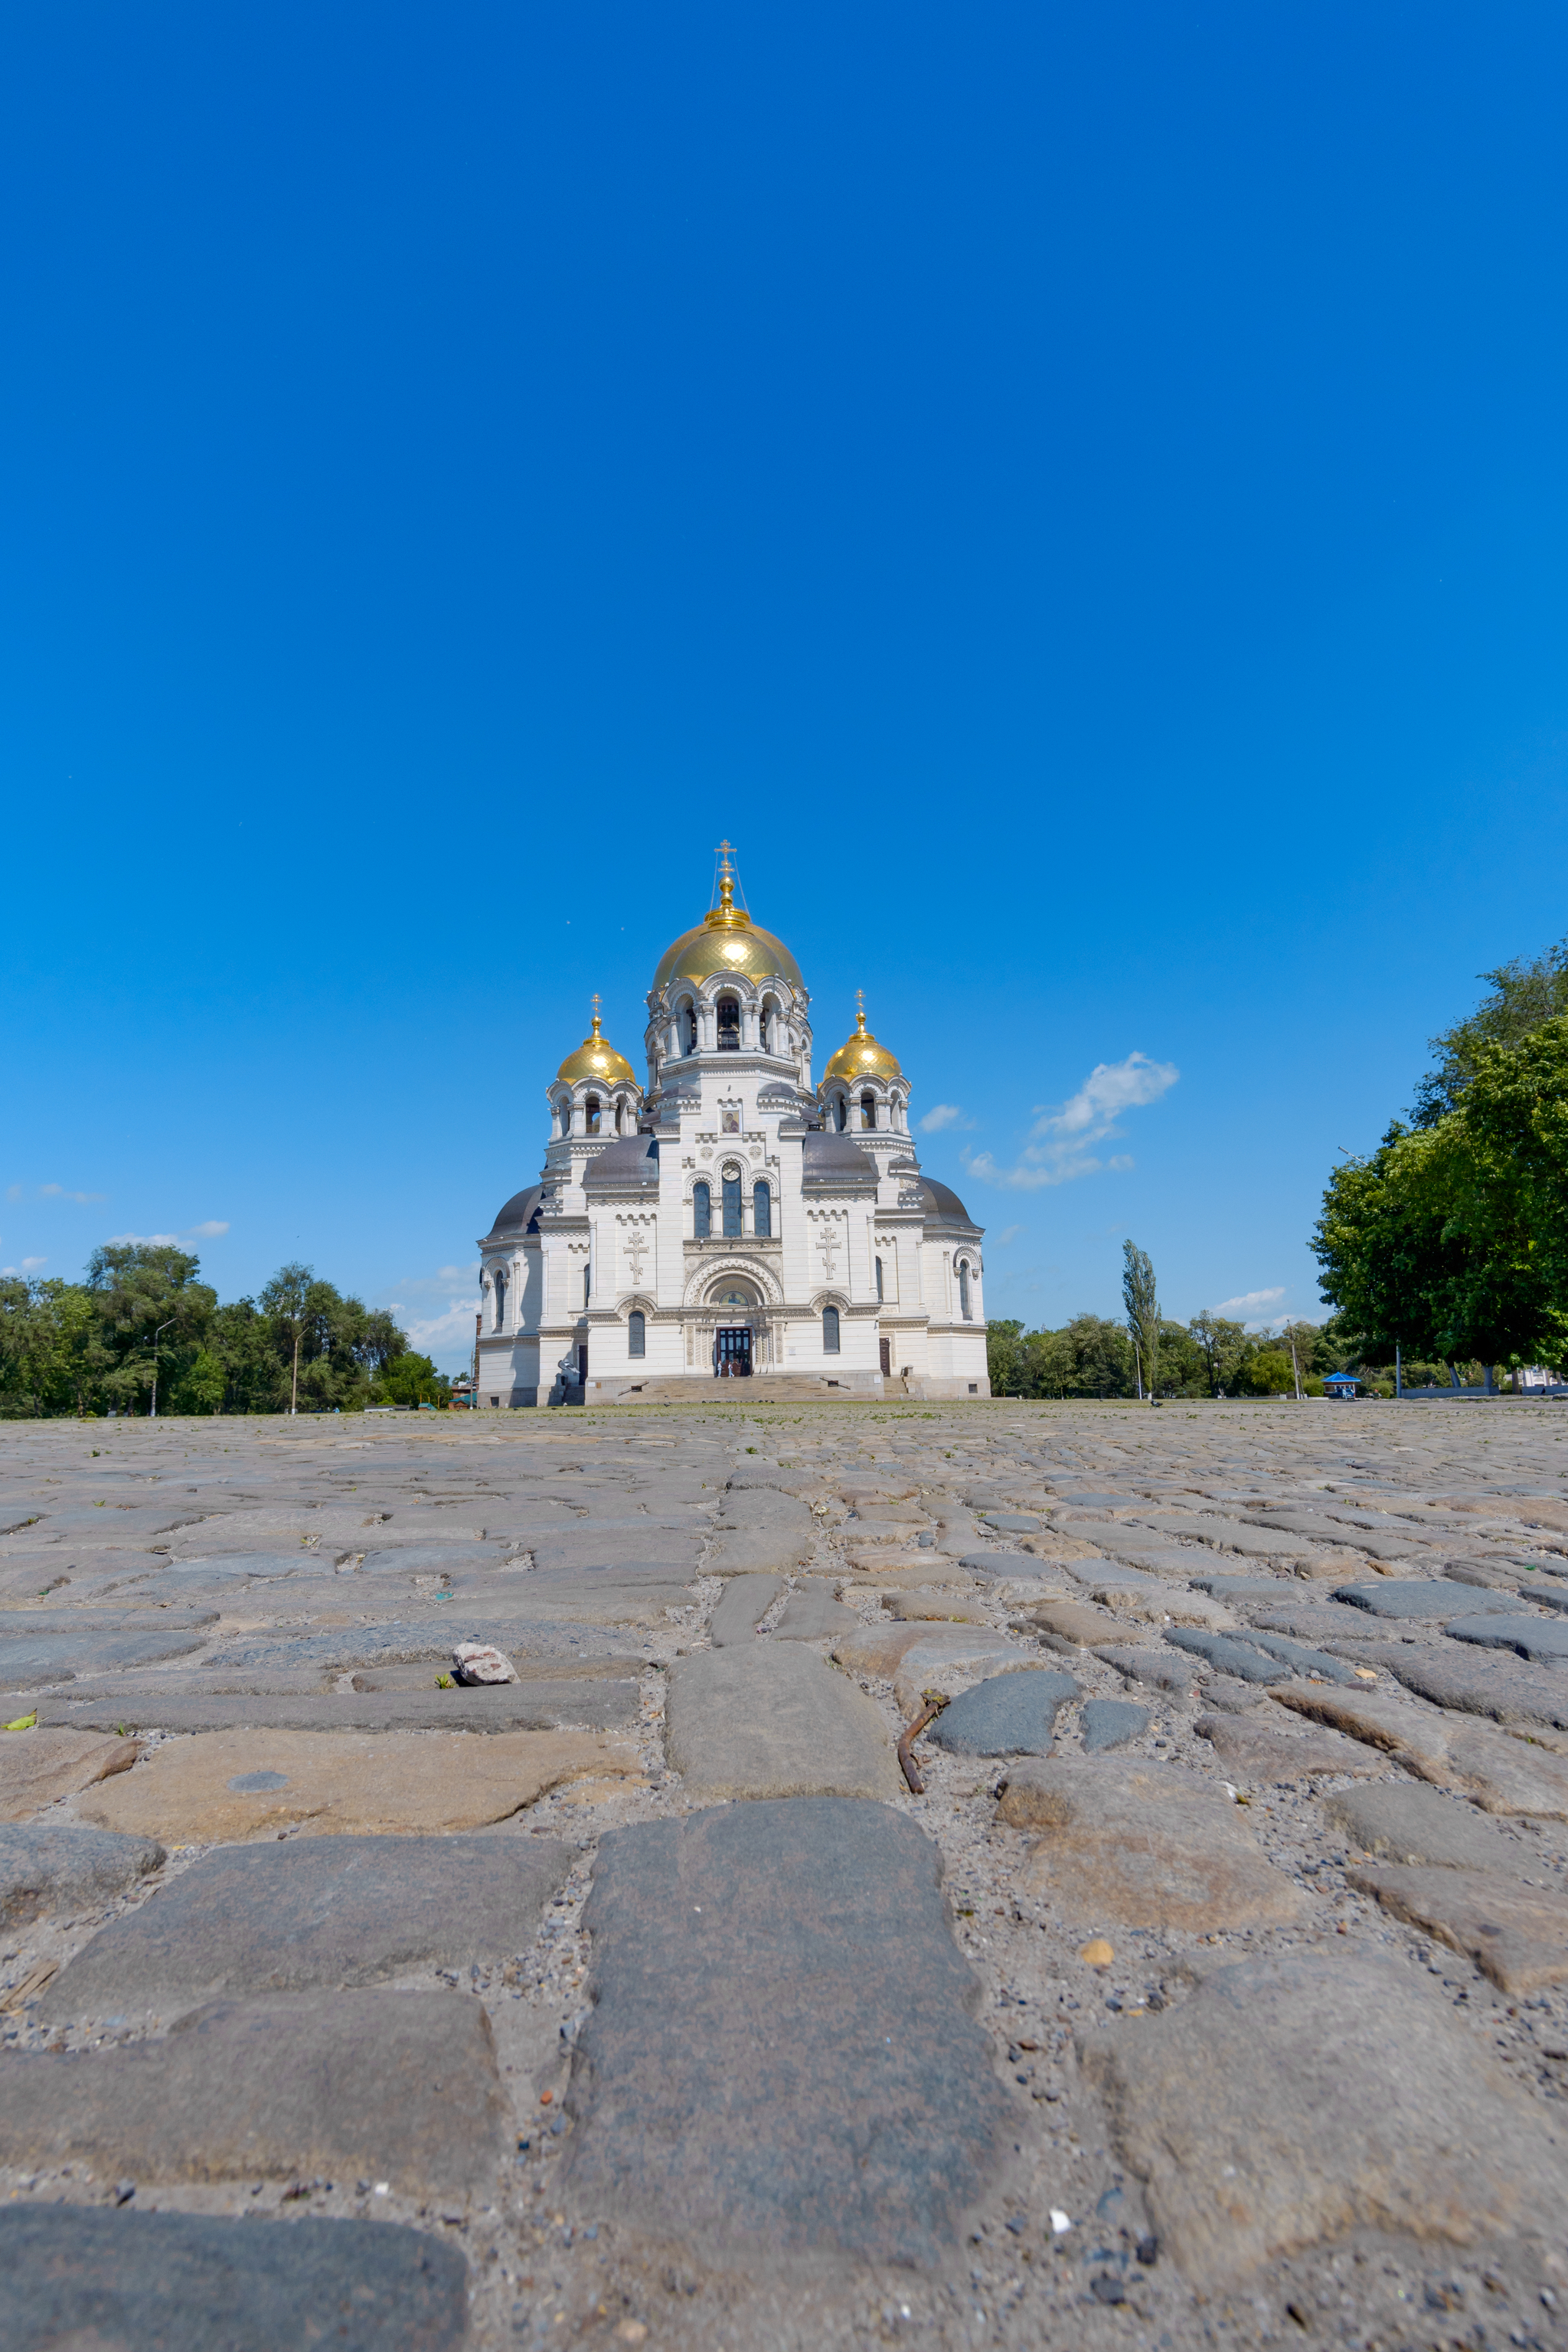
(879, 1338), (891, 1377)
(714, 1327), (752, 1377)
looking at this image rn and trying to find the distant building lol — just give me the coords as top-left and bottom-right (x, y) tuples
(474, 853), (989, 1405)
(1321, 1372), (1360, 1400)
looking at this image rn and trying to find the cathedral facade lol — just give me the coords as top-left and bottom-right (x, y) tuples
(475, 858), (988, 1405)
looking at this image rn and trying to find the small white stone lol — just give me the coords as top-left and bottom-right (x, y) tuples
(451, 1643), (518, 1686)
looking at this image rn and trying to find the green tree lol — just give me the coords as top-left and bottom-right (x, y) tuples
(259, 1263), (315, 1415)
(1243, 1348), (1296, 1396)
(1187, 1311), (1247, 1396)
(84, 1244), (217, 1414)
(376, 1351), (450, 1407)
(1312, 1112), (1561, 1375)
(986, 1320), (1024, 1397)
(1414, 939), (1568, 1125)
(1122, 1241), (1159, 1403)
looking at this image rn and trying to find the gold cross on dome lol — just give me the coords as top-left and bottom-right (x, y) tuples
(591, 992), (602, 1020)
(714, 839), (736, 870)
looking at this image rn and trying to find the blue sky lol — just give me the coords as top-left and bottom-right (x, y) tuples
(5, 2), (1568, 1369)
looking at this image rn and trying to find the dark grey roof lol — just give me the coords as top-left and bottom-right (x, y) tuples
(583, 1135), (662, 1191)
(920, 1177), (981, 1231)
(802, 1130), (877, 1188)
(486, 1184), (545, 1240)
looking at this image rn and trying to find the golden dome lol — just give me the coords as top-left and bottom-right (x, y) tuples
(823, 995), (902, 1083)
(652, 856), (804, 995)
(556, 1000), (637, 1089)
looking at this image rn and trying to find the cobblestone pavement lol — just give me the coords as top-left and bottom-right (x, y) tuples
(7, 1397), (1568, 2351)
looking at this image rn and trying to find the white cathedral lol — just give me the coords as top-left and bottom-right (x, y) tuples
(475, 854), (989, 1405)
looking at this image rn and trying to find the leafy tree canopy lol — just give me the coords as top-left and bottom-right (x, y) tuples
(0, 1242), (451, 1418)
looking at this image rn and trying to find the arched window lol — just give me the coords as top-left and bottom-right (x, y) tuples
(822, 1305), (841, 1354)
(759, 1004), (773, 1053)
(693, 1181), (710, 1240)
(585, 1096), (601, 1135)
(628, 1310), (646, 1358)
(722, 1170), (742, 1236)
(494, 1271), (508, 1331)
(684, 1006), (698, 1056)
(874, 1255), (884, 1302)
(958, 1260), (972, 1319)
(753, 1180), (772, 1238)
(835, 1094), (847, 1132)
(717, 995), (740, 1052)
(861, 1090), (876, 1131)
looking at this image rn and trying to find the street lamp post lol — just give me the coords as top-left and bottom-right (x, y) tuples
(150, 1318), (175, 1419)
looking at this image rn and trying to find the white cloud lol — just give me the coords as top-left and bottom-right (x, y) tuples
(996, 1224), (1023, 1246)
(21, 1256), (46, 1271)
(106, 1232), (180, 1247)
(1207, 1287), (1286, 1325)
(403, 1302), (483, 1355)
(920, 1104), (975, 1133)
(394, 1263), (481, 1296)
(186, 1220), (230, 1239)
(965, 1052), (1178, 1190)
(36, 1182), (108, 1204)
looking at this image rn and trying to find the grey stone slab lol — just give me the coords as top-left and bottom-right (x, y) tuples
(1188, 1575), (1302, 1600)
(15, 1506), (206, 1546)
(1233, 1631), (1361, 1685)
(666, 1644), (900, 1800)
(530, 1530), (704, 1574)
(1094, 1645), (1197, 1696)
(977, 1511), (1041, 1532)
(1247, 1601), (1387, 1643)
(31, 1679), (641, 1735)
(1048, 1491), (1142, 1510)
(1237, 1511), (1431, 1563)
(772, 1577), (860, 1640)
(1080, 1697), (1149, 1753)
(3, 2206), (469, 2352)
(0, 1630), (212, 1687)
(1446, 1613), (1568, 1663)
(708, 1573), (784, 1647)
(358, 1541), (514, 1573)
(1321, 1782), (1531, 1871)
(562, 1798), (1012, 2263)
(0, 1604), (220, 1632)
(926, 1669), (1078, 1757)
(149, 1550), (327, 1579)
(41, 1832), (571, 2018)
(0, 1991), (507, 2194)
(1361, 1642), (1568, 1730)
(1331, 1579), (1517, 1620)
(1165, 1629), (1285, 1683)
(1138, 1514), (1315, 1561)
(957, 1547), (1029, 1574)
(1079, 1951), (1568, 2288)
(0, 1820), (165, 1927)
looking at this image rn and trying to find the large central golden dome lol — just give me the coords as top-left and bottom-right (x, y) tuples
(652, 864), (804, 995)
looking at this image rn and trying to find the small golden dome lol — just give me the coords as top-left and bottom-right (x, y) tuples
(823, 994), (902, 1083)
(652, 851), (805, 995)
(557, 1000), (637, 1089)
